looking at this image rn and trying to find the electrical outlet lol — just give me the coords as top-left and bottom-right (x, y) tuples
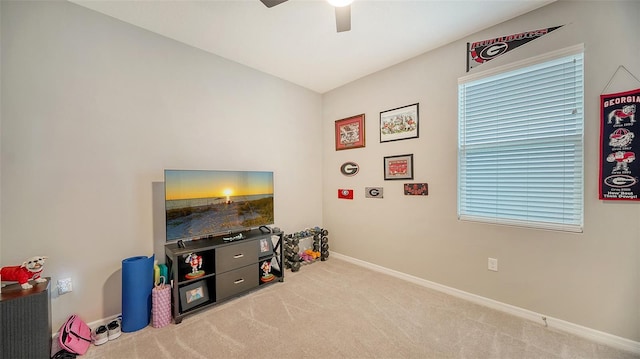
(58, 278), (73, 295)
(488, 258), (498, 272)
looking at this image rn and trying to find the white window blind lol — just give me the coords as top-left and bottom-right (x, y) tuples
(458, 49), (584, 232)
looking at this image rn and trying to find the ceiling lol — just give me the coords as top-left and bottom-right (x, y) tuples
(70, 0), (553, 94)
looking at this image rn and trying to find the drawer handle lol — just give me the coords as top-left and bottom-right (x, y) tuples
(233, 254), (244, 259)
(234, 278), (245, 284)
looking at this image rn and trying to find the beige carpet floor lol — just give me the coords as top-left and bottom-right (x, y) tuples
(81, 258), (638, 359)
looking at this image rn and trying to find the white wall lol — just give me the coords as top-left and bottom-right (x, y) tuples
(1, 1), (322, 329)
(323, 0), (639, 342)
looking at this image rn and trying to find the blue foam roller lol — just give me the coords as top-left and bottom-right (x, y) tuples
(121, 254), (155, 332)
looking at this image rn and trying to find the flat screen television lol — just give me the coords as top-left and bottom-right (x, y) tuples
(164, 169), (274, 242)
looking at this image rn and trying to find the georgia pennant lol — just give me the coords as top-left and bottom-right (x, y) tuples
(338, 189), (354, 200)
(467, 26), (563, 72)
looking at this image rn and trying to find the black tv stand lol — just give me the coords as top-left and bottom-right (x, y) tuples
(165, 229), (284, 324)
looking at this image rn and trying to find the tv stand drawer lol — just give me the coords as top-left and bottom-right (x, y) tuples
(216, 240), (259, 272)
(216, 264), (258, 301)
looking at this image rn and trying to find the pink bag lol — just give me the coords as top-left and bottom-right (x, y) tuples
(58, 314), (92, 355)
(152, 276), (172, 328)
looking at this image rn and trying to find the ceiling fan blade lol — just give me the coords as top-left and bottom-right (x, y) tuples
(335, 5), (351, 32)
(260, 0), (288, 8)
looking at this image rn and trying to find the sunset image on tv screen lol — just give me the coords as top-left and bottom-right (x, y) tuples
(165, 170), (274, 241)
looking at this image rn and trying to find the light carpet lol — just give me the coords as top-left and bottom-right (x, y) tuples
(82, 258), (638, 358)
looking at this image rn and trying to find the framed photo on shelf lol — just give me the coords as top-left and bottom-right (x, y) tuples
(259, 237), (273, 256)
(384, 154), (414, 180)
(179, 280), (209, 311)
(335, 114), (365, 151)
(380, 103), (419, 143)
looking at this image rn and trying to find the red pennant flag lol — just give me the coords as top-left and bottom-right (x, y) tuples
(338, 189), (354, 200)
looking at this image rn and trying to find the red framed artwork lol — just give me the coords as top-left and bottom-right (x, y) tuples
(384, 154), (414, 180)
(335, 114), (365, 151)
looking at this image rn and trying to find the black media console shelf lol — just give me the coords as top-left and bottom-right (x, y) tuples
(165, 229), (284, 324)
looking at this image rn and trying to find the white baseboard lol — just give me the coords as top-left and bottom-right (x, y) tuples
(332, 252), (640, 355)
(86, 314), (121, 330)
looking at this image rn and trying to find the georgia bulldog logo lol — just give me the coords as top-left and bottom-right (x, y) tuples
(470, 42), (508, 64)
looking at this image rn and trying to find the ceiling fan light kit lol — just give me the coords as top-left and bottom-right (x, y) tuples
(259, 0), (352, 33)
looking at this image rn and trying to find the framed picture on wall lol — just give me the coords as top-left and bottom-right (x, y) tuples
(335, 114), (366, 150)
(384, 154), (414, 180)
(380, 103), (419, 143)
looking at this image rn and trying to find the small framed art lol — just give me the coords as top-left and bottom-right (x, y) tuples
(384, 154), (414, 180)
(179, 280), (210, 311)
(380, 103), (419, 143)
(259, 237), (273, 257)
(335, 114), (365, 150)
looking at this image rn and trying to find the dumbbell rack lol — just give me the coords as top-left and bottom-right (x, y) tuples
(284, 228), (329, 272)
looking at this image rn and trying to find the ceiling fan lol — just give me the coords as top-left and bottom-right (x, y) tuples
(259, 0), (352, 33)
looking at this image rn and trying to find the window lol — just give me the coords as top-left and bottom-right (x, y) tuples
(457, 46), (584, 232)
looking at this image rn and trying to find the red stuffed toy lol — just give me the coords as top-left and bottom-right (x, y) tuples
(1, 256), (48, 289)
